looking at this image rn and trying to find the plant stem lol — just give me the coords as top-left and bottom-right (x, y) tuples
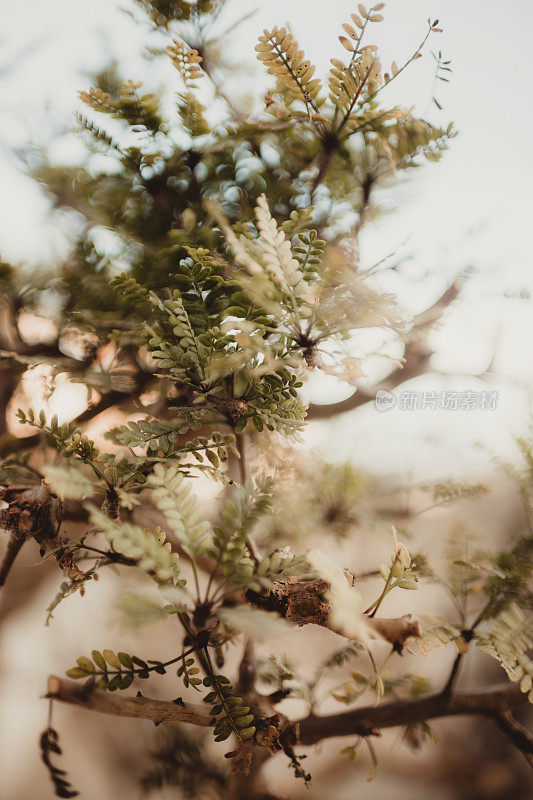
(365, 553), (400, 617)
(86, 645), (201, 680)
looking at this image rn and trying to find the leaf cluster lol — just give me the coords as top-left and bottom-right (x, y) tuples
(66, 648), (173, 691)
(202, 673), (256, 742)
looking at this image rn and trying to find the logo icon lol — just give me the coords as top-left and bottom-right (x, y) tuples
(375, 389), (395, 412)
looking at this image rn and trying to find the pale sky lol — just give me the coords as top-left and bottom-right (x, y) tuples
(1, 0), (533, 476)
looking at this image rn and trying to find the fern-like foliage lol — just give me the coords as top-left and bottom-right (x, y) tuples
(176, 91), (210, 137)
(108, 422), (235, 468)
(202, 673), (256, 743)
(65, 647), (195, 691)
(140, 725), (223, 798)
(204, 480), (309, 599)
(292, 230), (326, 283)
(9, 0), (531, 792)
(254, 194), (304, 298)
(477, 605), (533, 700)
(209, 481), (272, 594)
(329, 50), (382, 120)
(167, 40), (204, 89)
(91, 508), (182, 584)
(256, 28), (323, 113)
(414, 615), (462, 657)
(109, 273), (150, 305)
(45, 564), (98, 626)
(146, 464), (212, 560)
(40, 726), (79, 799)
(148, 292), (207, 377)
(79, 80), (164, 132)
(75, 112), (121, 153)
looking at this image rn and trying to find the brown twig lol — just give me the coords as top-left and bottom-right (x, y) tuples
(441, 651), (464, 697)
(493, 710), (533, 767)
(47, 675), (213, 728)
(297, 683), (530, 745)
(307, 279), (461, 420)
(0, 535), (25, 587)
(246, 577), (421, 652)
(0, 482), (62, 587)
(46, 675), (531, 767)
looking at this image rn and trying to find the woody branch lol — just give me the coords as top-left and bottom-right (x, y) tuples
(46, 676), (531, 764)
(307, 278), (462, 421)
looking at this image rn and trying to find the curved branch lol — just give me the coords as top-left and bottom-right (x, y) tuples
(297, 683), (531, 745)
(494, 710), (533, 767)
(47, 675), (532, 769)
(307, 279), (461, 421)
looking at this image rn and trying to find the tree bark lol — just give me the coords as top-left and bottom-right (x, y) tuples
(47, 675), (213, 727)
(47, 675), (531, 763)
(297, 683), (531, 745)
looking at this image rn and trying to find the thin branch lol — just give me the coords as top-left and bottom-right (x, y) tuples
(235, 431), (247, 486)
(297, 683), (530, 745)
(0, 534), (25, 587)
(200, 52), (247, 124)
(493, 710), (533, 767)
(246, 576), (421, 651)
(0, 384), (148, 458)
(236, 638), (257, 697)
(441, 651), (463, 697)
(441, 613), (486, 697)
(234, 431), (260, 566)
(307, 279), (461, 421)
(47, 675), (532, 768)
(47, 675), (213, 728)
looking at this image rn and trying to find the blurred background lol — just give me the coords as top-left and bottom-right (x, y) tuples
(1, 1), (532, 798)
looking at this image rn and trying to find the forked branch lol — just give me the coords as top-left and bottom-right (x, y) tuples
(297, 683), (532, 753)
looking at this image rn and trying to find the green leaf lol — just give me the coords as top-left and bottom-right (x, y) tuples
(119, 673), (134, 690)
(76, 657), (95, 673)
(91, 650), (107, 671)
(66, 667), (89, 680)
(118, 652), (134, 670)
(103, 649), (122, 669)
(108, 674), (122, 692)
(234, 417), (248, 434)
(235, 714), (254, 727)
